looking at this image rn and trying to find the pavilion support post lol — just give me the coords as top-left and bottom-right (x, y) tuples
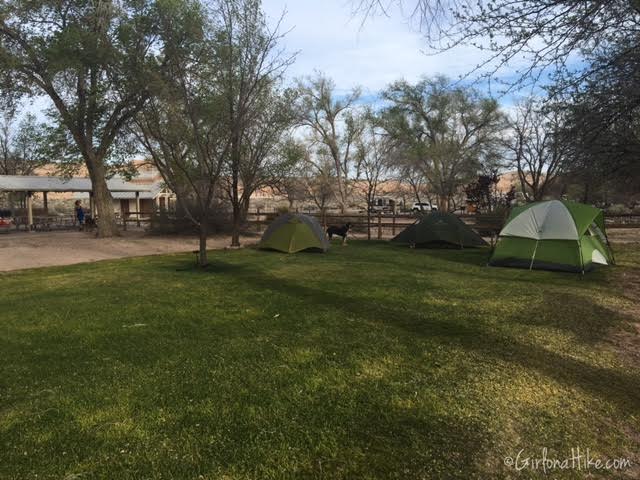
(26, 191), (34, 231)
(135, 191), (141, 227)
(43, 191), (48, 213)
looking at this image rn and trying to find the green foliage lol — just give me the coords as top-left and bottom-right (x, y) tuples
(295, 73), (365, 211)
(0, 0), (162, 234)
(0, 111), (48, 175)
(381, 76), (505, 211)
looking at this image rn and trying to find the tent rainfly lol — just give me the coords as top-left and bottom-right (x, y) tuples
(391, 211), (488, 248)
(259, 213), (330, 253)
(489, 200), (614, 273)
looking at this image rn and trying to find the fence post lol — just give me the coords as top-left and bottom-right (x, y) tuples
(256, 207), (261, 232)
(135, 192), (141, 227)
(377, 212), (382, 240)
(392, 215), (396, 236)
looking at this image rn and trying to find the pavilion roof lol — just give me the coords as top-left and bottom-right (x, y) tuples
(0, 175), (152, 193)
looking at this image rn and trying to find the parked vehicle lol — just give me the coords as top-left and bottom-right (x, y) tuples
(369, 196), (397, 214)
(0, 209), (13, 234)
(411, 202), (438, 212)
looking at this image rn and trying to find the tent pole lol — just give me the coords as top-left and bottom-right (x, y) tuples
(603, 231), (616, 265)
(577, 239), (585, 275)
(529, 239), (539, 270)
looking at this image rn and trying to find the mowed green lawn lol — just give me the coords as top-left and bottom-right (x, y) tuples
(1, 241), (639, 479)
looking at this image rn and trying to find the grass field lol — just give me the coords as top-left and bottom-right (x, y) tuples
(1, 241), (639, 479)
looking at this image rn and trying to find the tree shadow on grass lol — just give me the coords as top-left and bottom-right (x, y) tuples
(225, 267), (640, 416)
(3, 257), (639, 478)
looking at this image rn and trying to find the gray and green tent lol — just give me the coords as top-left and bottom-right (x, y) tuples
(259, 213), (329, 253)
(489, 200), (614, 273)
(391, 211), (488, 248)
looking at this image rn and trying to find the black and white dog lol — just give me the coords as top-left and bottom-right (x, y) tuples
(327, 223), (351, 245)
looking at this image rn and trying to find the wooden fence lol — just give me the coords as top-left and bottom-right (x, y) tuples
(243, 210), (640, 239)
(6, 210), (640, 235)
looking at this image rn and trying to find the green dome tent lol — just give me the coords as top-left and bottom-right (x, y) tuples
(489, 200), (614, 273)
(259, 213), (329, 253)
(391, 211), (488, 248)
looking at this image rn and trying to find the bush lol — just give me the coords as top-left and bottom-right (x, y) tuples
(605, 204), (631, 215)
(149, 207), (232, 235)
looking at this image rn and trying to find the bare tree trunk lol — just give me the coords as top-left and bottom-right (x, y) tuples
(533, 186), (544, 201)
(230, 136), (241, 247)
(231, 203), (241, 246)
(198, 222), (208, 267)
(438, 195), (448, 212)
(86, 155), (117, 237)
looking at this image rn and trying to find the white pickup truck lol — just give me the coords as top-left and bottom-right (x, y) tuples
(411, 202), (438, 212)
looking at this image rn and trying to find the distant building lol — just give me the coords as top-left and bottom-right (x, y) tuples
(25, 161), (174, 217)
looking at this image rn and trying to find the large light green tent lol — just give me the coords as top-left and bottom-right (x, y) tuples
(489, 200), (614, 273)
(259, 213), (329, 253)
(391, 211), (488, 248)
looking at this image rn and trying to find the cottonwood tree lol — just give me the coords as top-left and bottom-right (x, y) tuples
(381, 76), (505, 211)
(390, 153), (433, 211)
(0, 0), (158, 236)
(508, 99), (568, 201)
(216, 0), (296, 247)
(134, 0), (230, 266)
(296, 73), (365, 212)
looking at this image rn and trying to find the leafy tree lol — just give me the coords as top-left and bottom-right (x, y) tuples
(0, 111), (46, 175)
(464, 171), (515, 213)
(134, 0), (229, 266)
(354, 117), (392, 239)
(221, 86), (299, 241)
(355, 1), (640, 203)
(380, 76), (505, 211)
(0, 0), (158, 236)
(508, 99), (568, 201)
(216, 0), (295, 247)
(272, 138), (308, 210)
(556, 42), (640, 204)
(300, 151), (335, 223)
(296, 73), (365, 212)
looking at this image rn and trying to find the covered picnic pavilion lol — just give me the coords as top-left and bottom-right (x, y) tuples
(0, 175), (152, 230)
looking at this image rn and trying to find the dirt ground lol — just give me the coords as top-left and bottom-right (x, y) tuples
(0, 228), (637, 272)
(0, 230), (258, 272)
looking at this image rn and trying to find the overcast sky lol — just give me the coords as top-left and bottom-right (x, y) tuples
(261, 0), (512, 101)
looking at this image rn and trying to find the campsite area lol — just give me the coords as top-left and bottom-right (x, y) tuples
(2, 240), (639, 479)
(2, 0), (640, 477)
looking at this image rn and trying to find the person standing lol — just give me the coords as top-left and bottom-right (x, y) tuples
(74, 200), (85, 230)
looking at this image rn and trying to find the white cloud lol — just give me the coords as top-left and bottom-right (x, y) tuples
(262, 0), (500, 95)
